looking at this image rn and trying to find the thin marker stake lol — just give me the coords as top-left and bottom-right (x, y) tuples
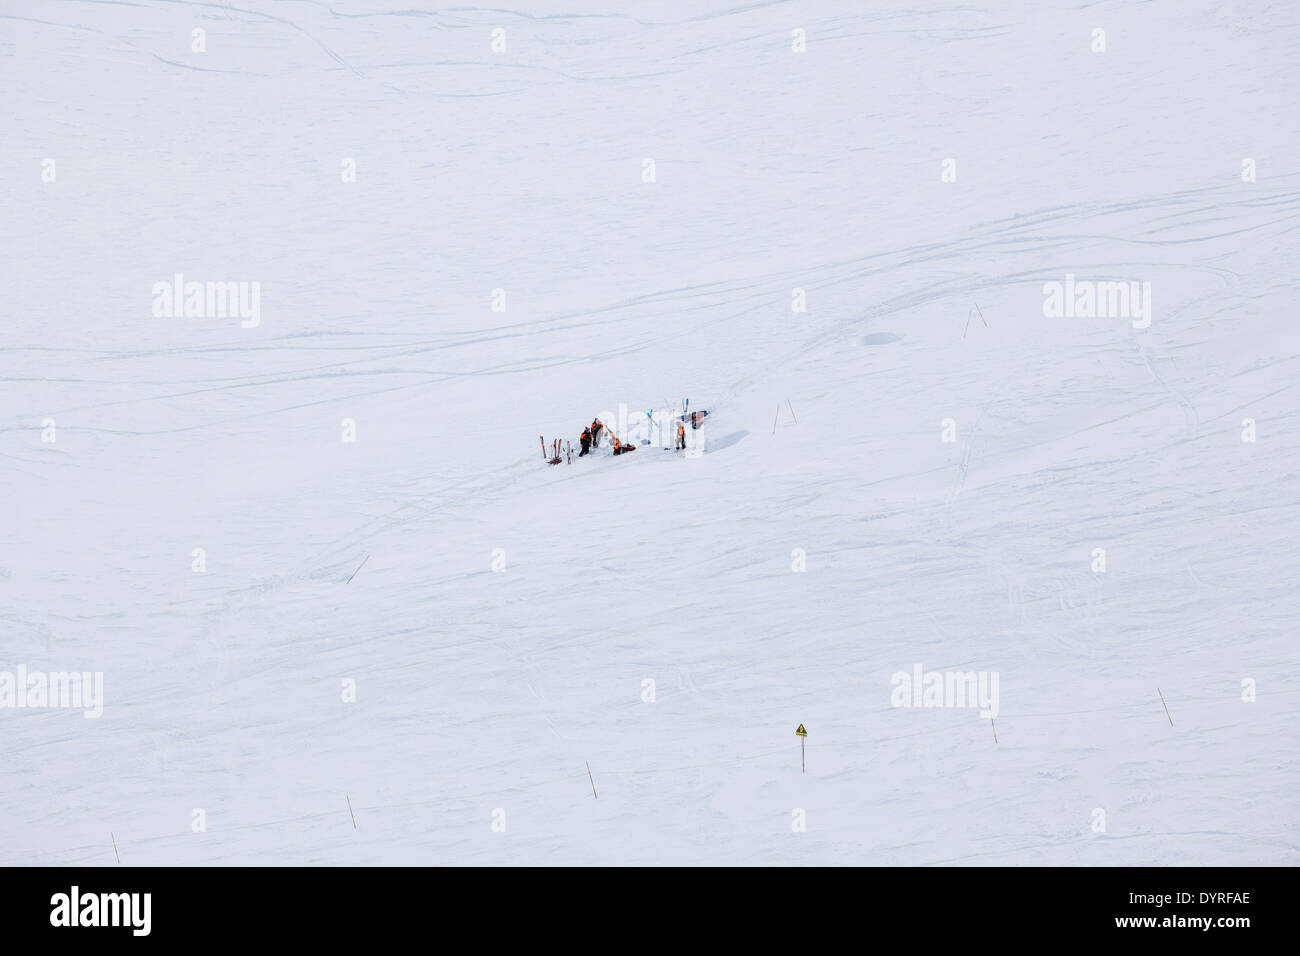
(586, 761), (598, 800)
(111, 832), (120, 864)
(346, 553), (369, 584)
(1158, 688), (1174, 726)
(347, 795), (357, 829)
(787, 400), (797, 424)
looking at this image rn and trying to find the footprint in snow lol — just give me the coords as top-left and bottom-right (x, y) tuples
(862, 332), (903, 346)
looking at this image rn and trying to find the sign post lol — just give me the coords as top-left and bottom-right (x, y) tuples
(795, 723), (808, 772)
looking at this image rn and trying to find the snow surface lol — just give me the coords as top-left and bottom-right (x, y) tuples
(2, 0), (1298, 865)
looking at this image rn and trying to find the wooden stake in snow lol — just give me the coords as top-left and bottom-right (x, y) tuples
(111, 832), (120, 864)
(1158, 688), (1174, 726)
(795, 723), (808, 772)
(347, 795), (357, 829)
(586, 761), (598, 800)
(345, 553), (369, 584)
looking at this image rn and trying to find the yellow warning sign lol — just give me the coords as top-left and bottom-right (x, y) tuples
(795, 724), (808, 737)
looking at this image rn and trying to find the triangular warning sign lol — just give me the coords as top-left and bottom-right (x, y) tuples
(795, 724), (807, 737)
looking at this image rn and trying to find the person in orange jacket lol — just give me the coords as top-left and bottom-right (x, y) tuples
(675, 420), (686, 450)
(590, 418), (603, 447)
(579, 427), (592, 456)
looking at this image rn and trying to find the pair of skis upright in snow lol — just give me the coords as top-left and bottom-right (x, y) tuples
(539, 435), (569, 465)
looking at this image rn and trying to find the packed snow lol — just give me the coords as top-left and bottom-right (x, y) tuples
(2, 0), (1298, 865)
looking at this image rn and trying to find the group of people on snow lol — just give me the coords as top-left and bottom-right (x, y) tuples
(577, 414), (690, 457)
(578, 418), (636, 456)
(578, 418), (602, 456)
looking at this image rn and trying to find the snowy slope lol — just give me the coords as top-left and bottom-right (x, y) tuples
(2, 0), (1298, 865)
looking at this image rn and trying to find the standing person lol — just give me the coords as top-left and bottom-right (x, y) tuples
(579, 427), (592, 456)
(675, 419), (686, 450)
(590, 418), (603, 447)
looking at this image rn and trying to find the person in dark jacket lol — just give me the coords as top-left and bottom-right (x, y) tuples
(590, 419), (603, 447)
(579, 427), (592, 456)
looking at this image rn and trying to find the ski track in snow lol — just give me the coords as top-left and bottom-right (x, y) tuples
(2, 0), (1299, 865)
